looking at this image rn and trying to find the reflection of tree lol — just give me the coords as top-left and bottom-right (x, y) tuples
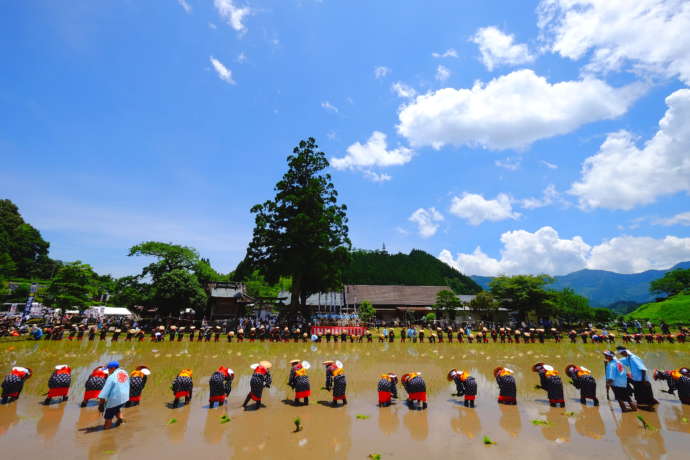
(450, 407), (480, 439)
(540, 407), (571, 443)
(36, 404), (66, 440)
(377, 407), (399, 435)
(0, 402), (19, 436)
(498, 404), (521, 437)
(574, 406), (605, 439)
(616, 412), (666, 460)
(662, 404), (690, 434)
(403, 410), (429, 441)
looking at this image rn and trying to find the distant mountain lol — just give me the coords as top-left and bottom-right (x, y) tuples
(344, 249), (482, 294)
(470, 262), (690, 308)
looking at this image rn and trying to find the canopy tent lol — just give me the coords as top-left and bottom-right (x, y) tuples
(84, 306), (133, 318)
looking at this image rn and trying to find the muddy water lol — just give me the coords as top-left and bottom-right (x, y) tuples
(0, 340), (688, 459)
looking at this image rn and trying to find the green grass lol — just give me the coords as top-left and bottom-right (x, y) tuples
(626, 294), (690, 324)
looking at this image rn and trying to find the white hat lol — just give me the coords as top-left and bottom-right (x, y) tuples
(12, 366), (29, 374)
(55, 365), (68, 370)
(335, 360), (343, 369)
(250, 363), (259, 370)
(302, 361), (311, 370)
(543, 364), (554, 371)
(227, 368), (234, 376)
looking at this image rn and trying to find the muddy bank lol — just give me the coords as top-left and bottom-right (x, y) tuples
(0, 341), (688, 459)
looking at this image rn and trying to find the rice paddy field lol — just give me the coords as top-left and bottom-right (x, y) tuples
(0, 339), (689, 459)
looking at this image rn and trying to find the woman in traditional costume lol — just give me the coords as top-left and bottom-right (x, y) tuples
(1, 366), (32, 404)
(377, 373), (398, 407)
(288, 360), (311, 406)
(532, 363), (565, 407)
(329, 361), (347, 406)
(494, 366), (517, 405)
(242, 361), (272, 410)
(80, 366), (109, 407)
(127, 366), (151, 407)
(565, 364), (599, 406)
(401, 372), (427, 410)
(44, 364), (71, 405)
(654, 368), (690, 404)
(171, 369), (193, 408)
(208, 366), (234, 408)
(448, 368), (477, 407)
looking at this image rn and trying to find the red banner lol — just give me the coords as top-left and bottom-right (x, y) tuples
(310, 326), (366, 336)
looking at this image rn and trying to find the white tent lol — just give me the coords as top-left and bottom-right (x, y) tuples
(84, 306), (133, 318)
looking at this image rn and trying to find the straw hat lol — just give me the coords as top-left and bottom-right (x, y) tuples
(228, 331), (235, 336)
(250, 327), (256, 332)
(322, 360), (335, 366)
(447, 368), (459, 381)
(259, 360), (272, 369)
(532, 362), (545, 372)
(171, 325), (177, 330)
(238, 329), (244, 334)
(289, 359), (300, 365)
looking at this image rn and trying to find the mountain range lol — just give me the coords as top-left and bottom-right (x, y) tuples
(471, 262), (690, 309)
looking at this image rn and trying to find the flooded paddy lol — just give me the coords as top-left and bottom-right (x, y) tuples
(1, 340), (688, 459)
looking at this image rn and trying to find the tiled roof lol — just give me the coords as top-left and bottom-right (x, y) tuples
(344, 285), (451, 306)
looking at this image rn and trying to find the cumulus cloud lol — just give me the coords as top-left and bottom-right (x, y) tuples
(321, 101), (339, 113)
(178, 0), (192, 13)
(397, 69), (642, 150)
(214, 0), (251, 35)
(374, 66), (391, 79)
(331, 131), (413, 180)
(471, 26), (534, 71)
(495, 156), (521, 171)
(436, 64), (451, 82)
(439, 226), (690, 275)
(391, 82), (417, 99)
(409, 207), (444, 238)
(432, 48), (458, 59)
(209, 57), (235, 84)
(521, 184), (561, 209)
(449, 193), (520, 225)
(655, 211), (690, 227)
(538, 0), (690, 84)
(570, 89), (690, 210)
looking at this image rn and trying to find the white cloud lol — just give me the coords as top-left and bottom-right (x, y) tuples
(208, 22), (217, 29)
(436, 64), (451, 82)
(214, 0), (251, 35)
(331, 131), (413, 172)
(541, 160), (558, 169)
(321, 101), (339, 113)
(409, 207), (444, 238)
(570, 89), (690, 210)
(432, 48), (458, 59)
(374, 66), (391, 79)
(209, 57), (235, 84)
(538, 0), (690, 84)
(440, 226), (690, 275)
(391, 82), (417, 99)
(178, 0), (192, 13)
(521, 184), (561, 209)
(655, 211), (690, 227)
(397, 69), (642, 150)
(449, 193), (520, 225)
(495, 156), (521, 171)
(236, 52), (247, 63)
(362, 170), (392, 183)
(471, 26), (534, 71)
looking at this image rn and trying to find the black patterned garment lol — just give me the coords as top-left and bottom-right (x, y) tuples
(2, 368), (30, 399)
(333, 374), (346, 400)
(403, 375), (426, 401)
(455, 375), (477, 398)
(539, 372), (565, 404)
(249, 371), (271, 401)
(570, 373), (597, 400)
(172, 375), (193, 398)
(209, 371), (233, 399)
(293, 373), (310, 397)
(49, 371), (71, 389)
(496, 373), (517, 403)
(83, 368), (108, 401)
(324, 366), (334, 390)
(129, 374), (147, 401)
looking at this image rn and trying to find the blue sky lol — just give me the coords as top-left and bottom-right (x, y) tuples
(2, 0), (689, 279)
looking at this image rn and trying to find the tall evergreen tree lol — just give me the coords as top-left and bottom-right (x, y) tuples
(245, 138), (351, 321)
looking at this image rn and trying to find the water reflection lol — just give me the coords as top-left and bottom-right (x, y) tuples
(36, 403), (66, 440)
(539, 407), (571, 443)
(377, 407), (399, 435)
(450, 406), (480, 439)
(203, 407), (227, 444)
(616, 411), (666, 460)
(575, 406), (606, 439)
(0, 403), (19, 436)
(499, 404), (522, 437)
(403, 409), (428, 441)
(661, 404), (690, 434)
(166, 404), (191, 443)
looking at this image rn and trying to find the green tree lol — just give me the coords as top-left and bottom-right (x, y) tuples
(0, 199), (54, 278)
(650, 268), (690, 297)
(45, 261), (97, 310)
(358, 300), (376, 323)
(109, 275), (150, 308)
(434, 289), (460, 321)
(245, 138), (351, 321)
(468, 291), (499, 320)
(152, 269), (207, 315)
(551, 288), (592, 322)
(489, 274), (555, 319)
(592, 307), (616, 323)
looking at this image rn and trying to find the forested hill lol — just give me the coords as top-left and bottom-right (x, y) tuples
(342, 249), (481, 294)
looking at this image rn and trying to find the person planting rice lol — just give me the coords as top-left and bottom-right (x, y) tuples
(242, 361), (272, 410)
(288, 360), (311, 406)
(377, 373), (398, 407)
(80, 366), (109, 407)
(98, 361), (129, 430)
(322, 360), (335, 390)
(494, 367), (517, 405)
(401, 372), (427, 410)
(329, 361), (347, 407)
(208, 366), (234, 408)
(653, 368), (690, 405)
(171, 369), (193, 408)
(603, 350), (636, 412)
(127, 366), (151, 407)
(532, 363), (565, 407)
(44, 364), (71, 404)
(1, 366), (32, 404)
(565, 364), (599, 406)
(448, 368), (477, 407)
(617, 347), (658, 411)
